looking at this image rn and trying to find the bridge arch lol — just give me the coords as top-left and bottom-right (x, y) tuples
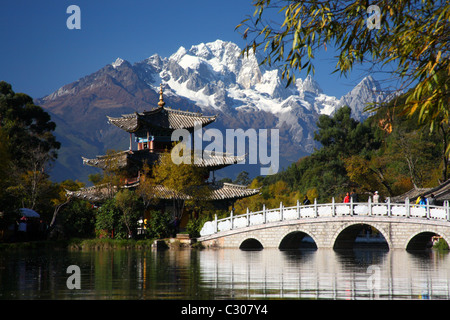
(405, 229), (450, 251)
(331, 222), (391, 250)
(239, 238), (264, 250)
(278, 230), (318, 250)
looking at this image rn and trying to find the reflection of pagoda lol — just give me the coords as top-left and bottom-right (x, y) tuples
(68, 85), (260, 219)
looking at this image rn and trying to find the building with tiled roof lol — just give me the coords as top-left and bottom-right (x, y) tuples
(106, 107), (216, 134)
(82, 149), (246, 171)
(391, 179), (450, 204)
(67, 182), (259, 203)
(71, 84), (260, 210)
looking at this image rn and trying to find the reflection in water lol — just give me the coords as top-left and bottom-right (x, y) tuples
(198, 249), (450, 299)
(0, 248), (449, 299)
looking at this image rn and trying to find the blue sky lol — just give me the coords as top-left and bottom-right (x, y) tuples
(1, 0), (387, 100)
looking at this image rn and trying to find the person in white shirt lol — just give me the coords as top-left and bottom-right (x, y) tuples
(373, 191), (380, 203)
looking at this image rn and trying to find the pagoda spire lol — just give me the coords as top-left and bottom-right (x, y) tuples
(158, 83), (165, 108)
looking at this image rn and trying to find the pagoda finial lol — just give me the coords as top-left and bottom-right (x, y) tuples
(158, 83), (165, 108)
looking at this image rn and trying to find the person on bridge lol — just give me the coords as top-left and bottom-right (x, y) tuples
(343, 192), (350, 203)
(373, 191), (380, 203)
(419, 195), (427, 207)
(428, 194), (436, 206)
(303, 195), (311, 205)
(350, 189), (358, 202)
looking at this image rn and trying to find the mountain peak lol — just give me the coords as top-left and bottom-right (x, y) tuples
(189, 42), (213, 59)
(358, 75), (381, 92)
(338, 75), (387, 121)
(297, 74), (323, 95)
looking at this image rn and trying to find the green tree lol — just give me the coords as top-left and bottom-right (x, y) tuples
(234, 171), (251, 185)
(49, 179), (85, 228)
(238, 0), (449, 142)
(146, 210), (172, 239)
(389, 130), (436, 189)
(114, 189), (144, 238)
(59, 199), (96, 238)
(314, 106), (380, 156)
(0, 81), (60, 221)
(0, 81), (60, 169)
(150, 152), (211, 219)
(95, 198), (121, 238)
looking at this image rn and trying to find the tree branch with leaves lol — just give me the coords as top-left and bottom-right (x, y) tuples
(237, 0), (449, 142)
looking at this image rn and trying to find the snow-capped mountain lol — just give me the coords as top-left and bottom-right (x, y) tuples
(133, 40), (342, 117)
(38, 39), (390, 182)
(339, 75), (388, 121)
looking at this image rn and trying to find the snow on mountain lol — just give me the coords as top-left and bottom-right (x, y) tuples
(338, 75), (388, 121)
(39, 39), (391, 182)
(151, 40), (350, 118)
(136, 39), (390, 159)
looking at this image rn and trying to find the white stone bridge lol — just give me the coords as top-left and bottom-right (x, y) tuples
(198, 198), (450, 250)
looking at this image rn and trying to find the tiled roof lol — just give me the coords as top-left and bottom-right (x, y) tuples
(390, 179), (450, 203)
(82, 150), (159, 170)
(209, 183), (261, 200)
(107, 106), (217, 133)
(82, 150), (133, 169)
(66, 184), (117, 202)
(149, 182), (260, 200)
(67, 182), (260, 202)
(82, 149), (246, 170)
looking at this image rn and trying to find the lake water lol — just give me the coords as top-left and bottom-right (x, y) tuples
(0, 248), (449, 300)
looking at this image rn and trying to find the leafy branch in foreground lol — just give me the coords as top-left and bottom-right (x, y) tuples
(237, 0), (449, 141)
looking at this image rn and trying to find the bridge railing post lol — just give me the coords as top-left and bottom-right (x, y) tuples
(444, 200), (450, 221)
(332, 197), (335, 217)
(263, 204), (266, 224)
(246, 208), (250, 227)
(280, 202), (284, 221)
(314, 198), (318, 218)
(405, 198), (410, 218)
(387, 197), (391, 217)
(214, 214), (218, 233)
(230, 209), (234, 230)
(350, 197), (353, 216)
(297, 200), (300, 219)
(426, 199), (430, 219)
(368, 196), (372, 216)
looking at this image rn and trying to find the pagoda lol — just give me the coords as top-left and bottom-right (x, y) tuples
(68, 85), (260, 222)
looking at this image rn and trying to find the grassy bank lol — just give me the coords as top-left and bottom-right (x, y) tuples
(0, 239), (70, 251)
(0, 238), (204, 251)
(67, 238), (157, 250)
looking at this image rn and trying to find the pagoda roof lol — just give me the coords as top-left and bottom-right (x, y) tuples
(66, 184), (117, 202)
(82, 149), (246, 171)
(150, 182), (260, 201)
(107, 105), (217, 133)
(66, 182), (260, 202)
